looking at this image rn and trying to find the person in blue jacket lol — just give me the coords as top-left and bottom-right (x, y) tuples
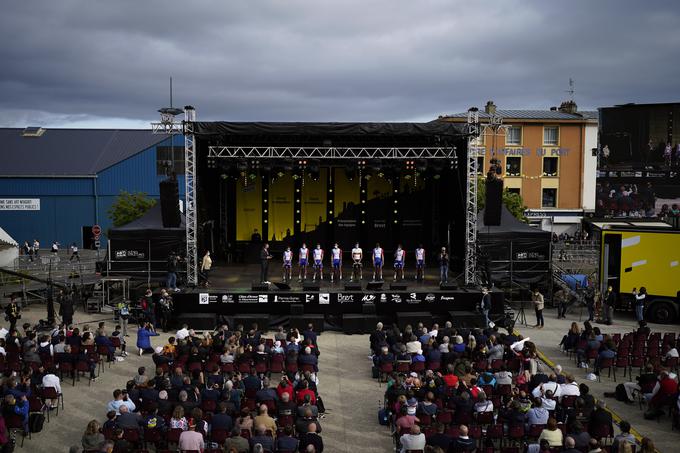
(136, 322), (159, 356)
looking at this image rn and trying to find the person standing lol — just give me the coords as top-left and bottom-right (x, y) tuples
(603, 286), (616, 325)
(585, 285), (595, 322)
(480, 287), (491, 328)
(438, 247), (449, 284)
(633, 287), (646, 322)
(350, 242), (363, 281)
(414, 244), (425, 282)
(372, 243), (384, 281)
(157, 290), (173, 333)
(200, 250), (212, 287)
(555, 288), (568, 319)
(298, 243), (309, 282)
(59, 289), (74, 326)
(5, 296), (21, 331)
(532, 288), (544, 329)
(69, 242), (80, 262)
(117, 299), (131, 337)
(282, 246), (293, 282)
(260, 243), (272, 284)
(32, 239), (40, 258)
(51, 241), (59, 254)
(166, 252), (180, 292)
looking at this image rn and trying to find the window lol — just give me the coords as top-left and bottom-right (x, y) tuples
(476, 156), (485, 175)
(506, 156), (521, 176)
(156, 146), (185, 175)
(543, 126), (559, 146)
(542, 188), (557, 208)
(507, 188), (521, 196)
(506, 126), (522, 145)
(542, 157), (559, 176)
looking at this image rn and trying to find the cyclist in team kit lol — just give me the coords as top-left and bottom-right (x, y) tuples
(415, 244), (425, 282)
(298, 243), (309, 281)
(351, 242), (363, 281)
(372, 242), (384, 281)
(312, 243), (324, 281)
(330, 243), (342, 283)
(393, 244), (405, 281)
(282, 246), (293, 282)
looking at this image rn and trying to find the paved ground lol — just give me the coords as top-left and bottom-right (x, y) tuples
(10, 301), (680, 452)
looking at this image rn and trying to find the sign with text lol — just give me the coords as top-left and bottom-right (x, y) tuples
(0, 198), (40, 210)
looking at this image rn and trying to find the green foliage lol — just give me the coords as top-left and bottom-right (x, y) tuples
(476, 177), (527, 222)
(107, 191), (156, 227)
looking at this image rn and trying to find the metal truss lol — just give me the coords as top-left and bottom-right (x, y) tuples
(464, 109), (481, 285)
(208, 146), (455, 159)
(183, 108), (198, 286)
(151, 122), (183, 134)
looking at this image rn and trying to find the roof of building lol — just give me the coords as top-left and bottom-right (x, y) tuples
(0, 128), (170, 176)
(441, 109), (599, 121)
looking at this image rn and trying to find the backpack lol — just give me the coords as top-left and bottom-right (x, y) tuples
(615, 383), (633, 403)
(29, 413), (45, 433)
(378, 408), (389, 425)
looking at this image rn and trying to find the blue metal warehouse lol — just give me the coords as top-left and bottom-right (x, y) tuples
(0, 127), (184, 248)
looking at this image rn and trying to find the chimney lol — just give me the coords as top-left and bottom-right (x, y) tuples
(558, 100), (578, 114)
(484, 101), (497, 114)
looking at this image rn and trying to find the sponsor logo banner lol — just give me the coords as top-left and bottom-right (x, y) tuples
(274, 295), (302, 303)
(337, 293), (355, 303)
(319, 293), (330, 305)
(199, 293), (209, 305)
(238, 294), (259, 303)
(221, 294), (235, 303)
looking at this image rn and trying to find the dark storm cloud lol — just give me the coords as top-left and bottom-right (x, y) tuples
(0, 0), (678, 127)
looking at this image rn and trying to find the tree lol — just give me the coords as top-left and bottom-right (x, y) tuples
(476, 177), (527, 222)
(107, 191), (157, 227)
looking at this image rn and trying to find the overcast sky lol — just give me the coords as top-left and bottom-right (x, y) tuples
(1, 0), (678, 128)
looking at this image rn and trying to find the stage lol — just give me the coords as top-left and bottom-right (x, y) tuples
(170, 263), (504, 333)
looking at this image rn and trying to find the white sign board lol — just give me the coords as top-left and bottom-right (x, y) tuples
(0, 199), (40, 210)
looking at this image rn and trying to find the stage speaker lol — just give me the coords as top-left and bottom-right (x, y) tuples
(362, 303), (376, 315)
(440, 282), (458, 290)
(252, 282), (269, 291)
(484, 177), (504, 226)
(344, 282), (361, 291)
(366, 281), (384, 291)
(273, 282), (291, 290)
(159, 177), (181, 228)
(302, 282), (320, 291)
(390, 282), (408, 291)
(290, 304), (304, 316)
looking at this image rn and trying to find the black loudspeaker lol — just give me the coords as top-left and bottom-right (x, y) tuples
(362, 303), (376, 315)
(302, 282), (320, 291)
(344, 282), (362, 291)
(390, 282), (408, 291)
(367, 281), (384, 291)
(252, 282), (269, 291)
(440, 282), (458, 290)
(273, 282), (291, 290)
(159, 178), (181, 228)
(290, 304), (304, 316)
(484, 177), (504, 226)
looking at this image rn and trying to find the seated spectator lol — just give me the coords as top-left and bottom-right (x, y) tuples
(170, 405), (188, 430)
(211, 402), (234, 432)
(116, 404), (142, 431)
(588, 401), (613, 439)
(418, 392), (438, 417)
(612, 420), (635, 453)
(250, 424), (275, 451)
(474, 391), (493, 413)
(567, 421), (591, 450)
(450, 424), (475, 452)
(563, 436), (582, 453)
(299, 422), (323, 453)
(178, 418), (204, 452)
(143, 403), (167, 432)
(276, 425), (299, 452)
(81, 420), (105, 451)
(494, 366), (513, 386)
(526, 398), (549, 427)
(426, 423), (451, 451)
(223, 426), (249, 453)
(538, 417), (563, 447)
(253, 404), (277, 435)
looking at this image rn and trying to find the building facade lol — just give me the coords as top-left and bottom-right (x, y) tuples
(0, 128), (184, 248)
(442, 101), (598, 233)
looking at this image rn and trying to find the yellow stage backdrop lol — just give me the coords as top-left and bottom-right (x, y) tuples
(236, 177), (262, 241)
(333, 168), (360, 217)
(367, 175), (393, 200)
(268, 174), (294, 241)
(301, 169), (327, 232)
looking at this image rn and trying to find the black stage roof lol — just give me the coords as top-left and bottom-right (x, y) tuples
(192, 121), (467, 138)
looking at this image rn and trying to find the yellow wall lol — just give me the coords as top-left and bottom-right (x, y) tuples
(236, 176), (262, 241)
(301, 169), (327, 232)
(334, 168), (360, 217)
(268, 174), (294, 241)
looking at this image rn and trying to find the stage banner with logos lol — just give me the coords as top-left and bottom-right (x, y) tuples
(236, 177), (262, 241)
(301, 169), (327, 233)
(268, 174), (294, 242)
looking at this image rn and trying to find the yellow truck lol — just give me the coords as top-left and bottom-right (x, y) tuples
(596, 222), (680, 323)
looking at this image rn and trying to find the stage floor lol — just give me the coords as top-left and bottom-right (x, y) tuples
(203, 263), (456, 291)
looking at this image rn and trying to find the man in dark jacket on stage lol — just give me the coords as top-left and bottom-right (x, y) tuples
(260, 243), (272, 284)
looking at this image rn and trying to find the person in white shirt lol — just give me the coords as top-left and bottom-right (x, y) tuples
(330, 243), (342, 282)
(393, 244), (405, 281)
(350, 243), (363, 281)
(399, 425), (426, 453)
(532, 376), (562, 399)
(312, 244), (324, 281)
(414, 245), (425, 281)
(42, 367), (62, 408)
(540, 390), (557, 411)
(665, 347), (679, 359)
(176, 324), (190, 341)
(372, 243), (384, 281)
(559, 377), (581, 400)
(474, 392), (494, 413)
(494, 369), (513, 386)
(298, 243), (309, 281)
(282, 246), (293, 282)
